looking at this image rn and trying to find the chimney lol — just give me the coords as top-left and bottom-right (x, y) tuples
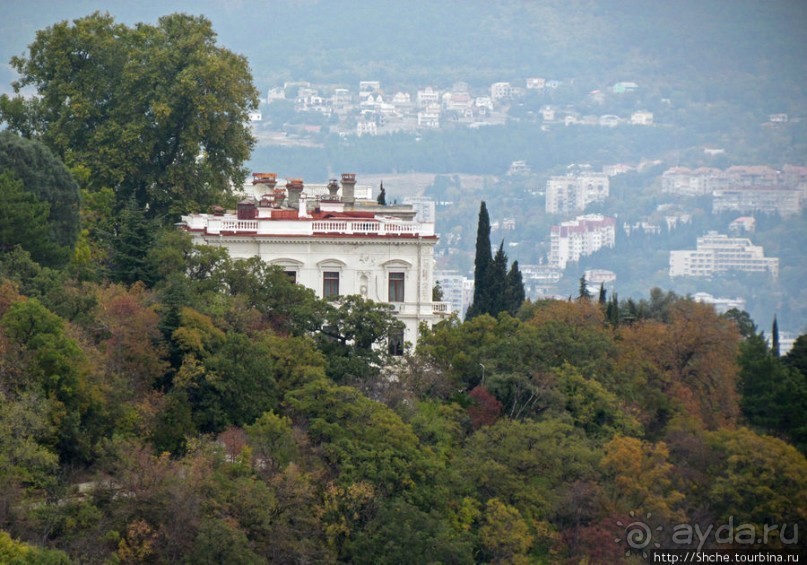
(327, 178), (340, 199)
(286, 178), (304, 209)
(341, 173), (356, 206)
(298, 192), (309, 218)
(253, 172), (277, 190)
(273, 187), (286, 208)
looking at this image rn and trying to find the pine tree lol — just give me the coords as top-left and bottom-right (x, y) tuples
(598, 283), (607, 305)
(466, 202), (492, 319)
(111, 197), (155, 285)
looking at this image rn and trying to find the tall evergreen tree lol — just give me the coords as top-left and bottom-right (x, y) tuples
(466, 202), (492, 319)
(606, 292), (620, 327)
(598, 283), (607, 305)
(467, 202), (525, 319)
(490, 242), (508, 314)
(578, 275), (592, 301)
(772, 315), (780, 357)
(505, 260), (525, 314)
(110, 197), (155, 285)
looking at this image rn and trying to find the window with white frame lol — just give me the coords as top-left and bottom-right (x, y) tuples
(323, 271), (340, 299)
(388, 272), (405, 302)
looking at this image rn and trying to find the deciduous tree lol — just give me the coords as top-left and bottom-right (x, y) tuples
(1, 12), (259, 219)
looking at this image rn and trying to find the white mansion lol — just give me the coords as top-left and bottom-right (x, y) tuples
(181, 173), (449, 349)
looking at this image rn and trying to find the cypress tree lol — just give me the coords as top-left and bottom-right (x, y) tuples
(489, 242), (508, 314)
(598, 283), (607, 305)
(505, 260), (525, 314)
(467, 202), (526, 319)
(578, 275), (592, 301)
(772, 315), (780, 357)
(607, 292), (620, 327)
(466, 201), (492, 319)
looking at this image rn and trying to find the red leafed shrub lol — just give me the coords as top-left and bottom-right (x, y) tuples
(468, 385), (502, 429)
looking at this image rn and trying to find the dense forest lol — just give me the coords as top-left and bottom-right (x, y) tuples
(1, 6), (806, 563)
(2, 234), (807, 563)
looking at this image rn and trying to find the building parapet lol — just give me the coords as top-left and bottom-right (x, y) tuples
(182, 214), (435, 238)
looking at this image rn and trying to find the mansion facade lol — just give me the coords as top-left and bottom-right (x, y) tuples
(181, 173), (449, 349)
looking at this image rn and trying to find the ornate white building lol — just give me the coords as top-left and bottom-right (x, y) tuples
(181, 173), (449, 349)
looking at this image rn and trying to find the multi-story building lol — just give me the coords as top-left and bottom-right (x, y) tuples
(181, 173), (449, 349)
(661, 164), (804, 215)
(669, 232), (779, 279)
(545, 172), (610, 214)
(630, 111), (654, 125)
(433, 270), (471, 317)
(692, 292), (747, 315)
(661, 167), (727, 196)
(490, 82), (513, 101)
(712, 187), (801, 216)
(416, 87), (440, 109)
(417, 109), (440, 128)
(549, 214), (616, 269)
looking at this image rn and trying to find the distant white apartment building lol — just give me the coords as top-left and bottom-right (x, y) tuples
(549, 214), (616, 269)
(417, 87), (440, 108)
(630, 111), (654, 125)
(692, 292), (747, 315)
(584, 269), (616, 294)
(359, 81), (381, 95)
(434, 270), (471, 317)
(392, 92), (412, 107)
(331, 88), (352, 109)
(475, 97), (494, 112)
(417, 110), (440, 128)
(490, 82), (513, 100)
(546, 172), (610, 214)
(712, 187), (801, 216)
(661, 167), (728, 196)
(669, 232), (779, 279)
(526, 77), (546, 89)
(356, 120), (378, 137)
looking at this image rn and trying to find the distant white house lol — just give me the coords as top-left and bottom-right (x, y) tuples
(630, 111), (653, 125)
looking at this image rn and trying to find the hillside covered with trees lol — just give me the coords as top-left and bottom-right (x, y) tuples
(2, 237), (806, 563)
(1, 8), (806, 564)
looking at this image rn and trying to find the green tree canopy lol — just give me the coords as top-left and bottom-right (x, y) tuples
(0, 12), (259, 219)
(0, 132), (79, 266)
(0, 173), (65, 266)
